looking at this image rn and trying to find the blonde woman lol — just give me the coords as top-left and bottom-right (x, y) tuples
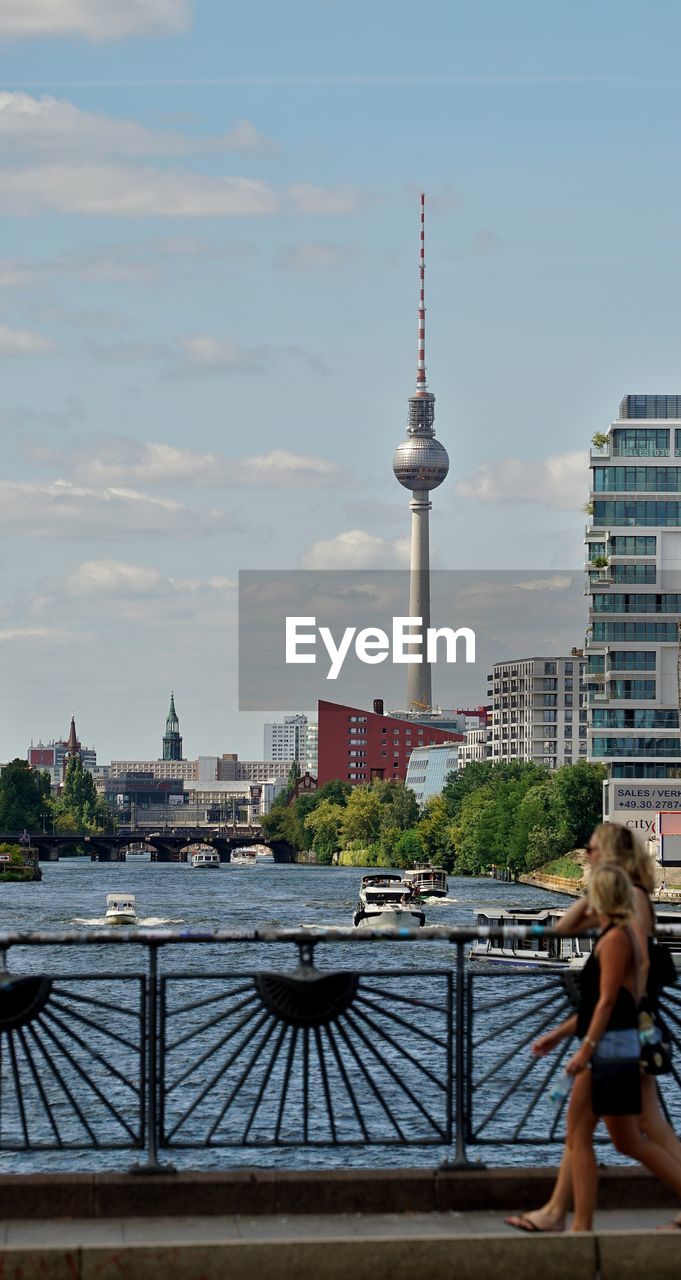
(531, 864), (681, 1232)
(506, 823), (681, 1233)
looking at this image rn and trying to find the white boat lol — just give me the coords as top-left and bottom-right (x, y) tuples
(255, 847), (275, 863)
(230, 847), (258, 867)
(104, 893), (137, 925)
(353, 874), (425, 929)
(468, 907), (592, 969)
(190, 845), (221, 869)
(403, 864), (449, 899)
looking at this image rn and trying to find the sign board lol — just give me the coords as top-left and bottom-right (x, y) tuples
(658, 812), (681, 867)
(611, 784), (681, 813)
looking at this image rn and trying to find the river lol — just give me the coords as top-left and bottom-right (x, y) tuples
(2, 862), (675, 1174)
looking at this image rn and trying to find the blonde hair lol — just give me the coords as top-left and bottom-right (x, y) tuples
(588, 863), (634, 925)
(592, 822), (655, 894)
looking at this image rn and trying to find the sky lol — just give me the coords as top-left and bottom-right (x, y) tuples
(1, 0), (681, 762)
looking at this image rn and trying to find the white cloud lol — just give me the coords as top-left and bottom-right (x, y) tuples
(0, 93), (274, 158)
(0, 480), (230, 538)
(288, 184), (363, 215)
(0, 165), (279, 218)
(0, 398), (86, 431)
(174, 333), (270, 374)
(277, 242), (352, 272)
(0, 1), (191, 41)
(0, 626), (80, 643)
(455, 450), (587, 509)
(26, 435), (343, 489)
(65, 560), (164, 597)
(0, 323), (56, 355)
(299, 529), (410, 570)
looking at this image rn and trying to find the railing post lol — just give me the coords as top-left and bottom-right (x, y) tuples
(130, 941), (174, 1175)
(443, 939), (479, 1168)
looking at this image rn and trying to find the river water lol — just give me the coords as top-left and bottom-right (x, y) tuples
(2, 861), (675, 1174)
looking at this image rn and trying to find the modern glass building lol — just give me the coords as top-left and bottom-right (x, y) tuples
(585, 395), (681, 799)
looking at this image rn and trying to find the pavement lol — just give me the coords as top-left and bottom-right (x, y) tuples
(1, 1209), (680, 1280)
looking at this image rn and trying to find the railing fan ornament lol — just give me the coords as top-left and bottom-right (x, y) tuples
(0, 972), (52, 1030)
(255, 966), (359, 1027)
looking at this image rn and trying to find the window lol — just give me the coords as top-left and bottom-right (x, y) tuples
(544, 662), (557, 675)
(565, 662), (573, 674)
(591, 737), (681, 757)
(593, 500), (681, 526)
(608, 651), (656, 671)
(593, 465), (679, 490)
(593, 620), (678, 641)
(609, 679), (656, 699)
(591, 709), (677, 729)
(610, 564), (656, 584)
(611, 427), (669, 456)
(565, 678), (573, 690)
(609, 536), (656, 556)
(565, 694), (573, 706)
(593, 593), (681, 613)
(620, 394), (681, 419)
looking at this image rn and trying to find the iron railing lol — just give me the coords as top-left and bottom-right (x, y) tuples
(0, 927), (679, 1171)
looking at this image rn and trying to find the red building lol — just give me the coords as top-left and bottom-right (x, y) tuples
(317, 699), (463, 787)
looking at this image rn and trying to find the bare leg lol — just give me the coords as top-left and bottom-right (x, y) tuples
(639, 1076), (681, 1163)
(567, 1072), (599, 1232)
(506, 1148), (571, 1231)
(606, 1114), (681, 1200)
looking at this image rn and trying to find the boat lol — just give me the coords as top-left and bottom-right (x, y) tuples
(104, 893), (137, 925)
(353, 874), (425, 929)
(468, 907), (592, 969)
(189, 844), (221, 869)
(403, 863), (449, 899)
(230, 847), (258, 867)
(254, 846), (275, 863)
(655, 910), (681, 969)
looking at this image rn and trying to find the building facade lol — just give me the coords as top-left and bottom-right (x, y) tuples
(585, 394), (681, 838)
(487, 655), (587, 767)
(458, 726), (492, 768)
(28, 716), (96, 786)
(405, 741), (461, 806)
(304, 720), (318, 778)
(263, 715), (308, 765)
(317, 699), (462, 787)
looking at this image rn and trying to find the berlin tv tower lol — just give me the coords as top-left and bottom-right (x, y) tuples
(392, 193), (450, 711)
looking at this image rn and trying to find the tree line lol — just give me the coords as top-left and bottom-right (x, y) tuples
(261, 759), (606, 875)
(0, 758), (113, 834)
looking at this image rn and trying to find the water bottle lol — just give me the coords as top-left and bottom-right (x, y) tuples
(639, 1020), (662, 1046)
(546, 1071), (572, 1108)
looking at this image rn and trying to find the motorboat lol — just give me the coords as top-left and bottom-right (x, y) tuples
(104, 893), (137, 925)
(254, 846), (275, 863)
(403, 864), (449, 899)
(353, 874), (425, 929)
(190, 845), (221, 869)
(230, 847), (258, 867)
(468, 907), (592, 969)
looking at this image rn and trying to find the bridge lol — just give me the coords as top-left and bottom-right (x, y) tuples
(0, 829), (295, 862)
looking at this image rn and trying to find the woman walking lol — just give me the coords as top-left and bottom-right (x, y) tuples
(506, 822), (681, 1233)
(531, 864), (681, 1232)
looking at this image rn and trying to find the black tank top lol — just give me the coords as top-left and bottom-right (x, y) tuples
(576, 923), (639, 1037)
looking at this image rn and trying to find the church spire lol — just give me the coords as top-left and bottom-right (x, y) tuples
(162, 692), (183, 761)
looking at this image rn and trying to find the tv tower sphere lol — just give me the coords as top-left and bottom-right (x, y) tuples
(393, 193), (449, 712)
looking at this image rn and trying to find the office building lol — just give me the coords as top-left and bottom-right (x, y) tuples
(487, 655), (587, 767)
(263, 715), (308, 765)
(405, 741), (461, 806)
(317, 699), (462, 787)
(304, 720), (318, 778)
(28, 716), (96, 786)
(585, 394), (681, 834)
(458, 725), (493, 768)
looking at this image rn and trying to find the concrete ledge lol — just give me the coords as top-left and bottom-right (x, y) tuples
(0, 1235), (600, 1280)
(0, 1167), (675, 1219)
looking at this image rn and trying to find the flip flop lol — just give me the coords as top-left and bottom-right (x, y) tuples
(504, 1215), (564, 1234)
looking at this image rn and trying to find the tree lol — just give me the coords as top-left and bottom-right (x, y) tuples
(0, 759), (51, 831)
(417, 796), (452, 866)
(549, 760), (606, 852)
(286, 760), (302, 796)
(341, 787), (383, 847)
(304, 800), (345, 861)
(59, 757), (99, 829)
(394, 827), (423, 864)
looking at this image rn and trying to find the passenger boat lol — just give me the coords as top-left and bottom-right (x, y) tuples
(468, 908), (592, 969)
(353, 874), (425, 929)
(255, 847), (275, 863)
(403, 863), (448, 899)
(104, 893), (137, 925)
(190, 845), (221, 869)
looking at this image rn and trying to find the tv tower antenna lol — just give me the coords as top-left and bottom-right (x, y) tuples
(392, 193), (450, 711)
